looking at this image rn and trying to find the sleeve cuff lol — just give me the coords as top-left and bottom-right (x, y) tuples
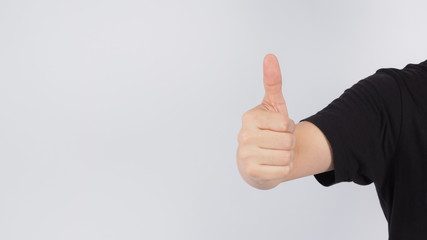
(299, 116), (354, 187)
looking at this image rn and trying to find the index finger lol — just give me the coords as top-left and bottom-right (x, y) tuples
(251, 108), (295, 133)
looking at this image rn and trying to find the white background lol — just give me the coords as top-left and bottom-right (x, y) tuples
(1, 0), (426, 239)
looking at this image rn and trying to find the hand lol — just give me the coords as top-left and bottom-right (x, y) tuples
(236, 54), (296, 190)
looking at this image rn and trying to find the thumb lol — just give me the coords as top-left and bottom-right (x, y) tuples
(262, 54), (289, 115)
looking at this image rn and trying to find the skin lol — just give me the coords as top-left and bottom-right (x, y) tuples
(236, 54), (334, 190)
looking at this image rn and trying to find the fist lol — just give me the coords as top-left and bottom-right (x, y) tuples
(236, 54), (296, 190)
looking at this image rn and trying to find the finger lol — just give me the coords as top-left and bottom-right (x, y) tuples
(250, 109), (295, 133)
(262, 54), (289, 115)
(248, 164), (291, 181)
(254, 130), (296, 150)
(257, 148), (294, 166)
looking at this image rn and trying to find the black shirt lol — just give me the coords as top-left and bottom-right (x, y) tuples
(299, 59), (427, 239)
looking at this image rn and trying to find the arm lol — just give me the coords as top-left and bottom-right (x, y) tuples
(282, 120), (334, 182)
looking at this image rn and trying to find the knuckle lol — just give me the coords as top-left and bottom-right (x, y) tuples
(242, 111), (254, 123)
(237, 130), (243, 143)
(246, 165), (259, 178)
(243, 110), (263, 127)
(282, 134), (294, 149)
(251, 113), (260, 125)
(282, 151), (292, 163)
(238, 130), (250, 144)
(241, 113), (248, 124)
(238, 148), (251, 161)
(282, 166), (291, 176)
(280, 117), (291, 131)
(284, 134), (296, 149)
(277, 151), (292, 165)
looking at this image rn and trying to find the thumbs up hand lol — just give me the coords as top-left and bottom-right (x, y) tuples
(237, 54), (296, 190)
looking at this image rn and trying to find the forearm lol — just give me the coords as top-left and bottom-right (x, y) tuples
(282, 121), (334, 182)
